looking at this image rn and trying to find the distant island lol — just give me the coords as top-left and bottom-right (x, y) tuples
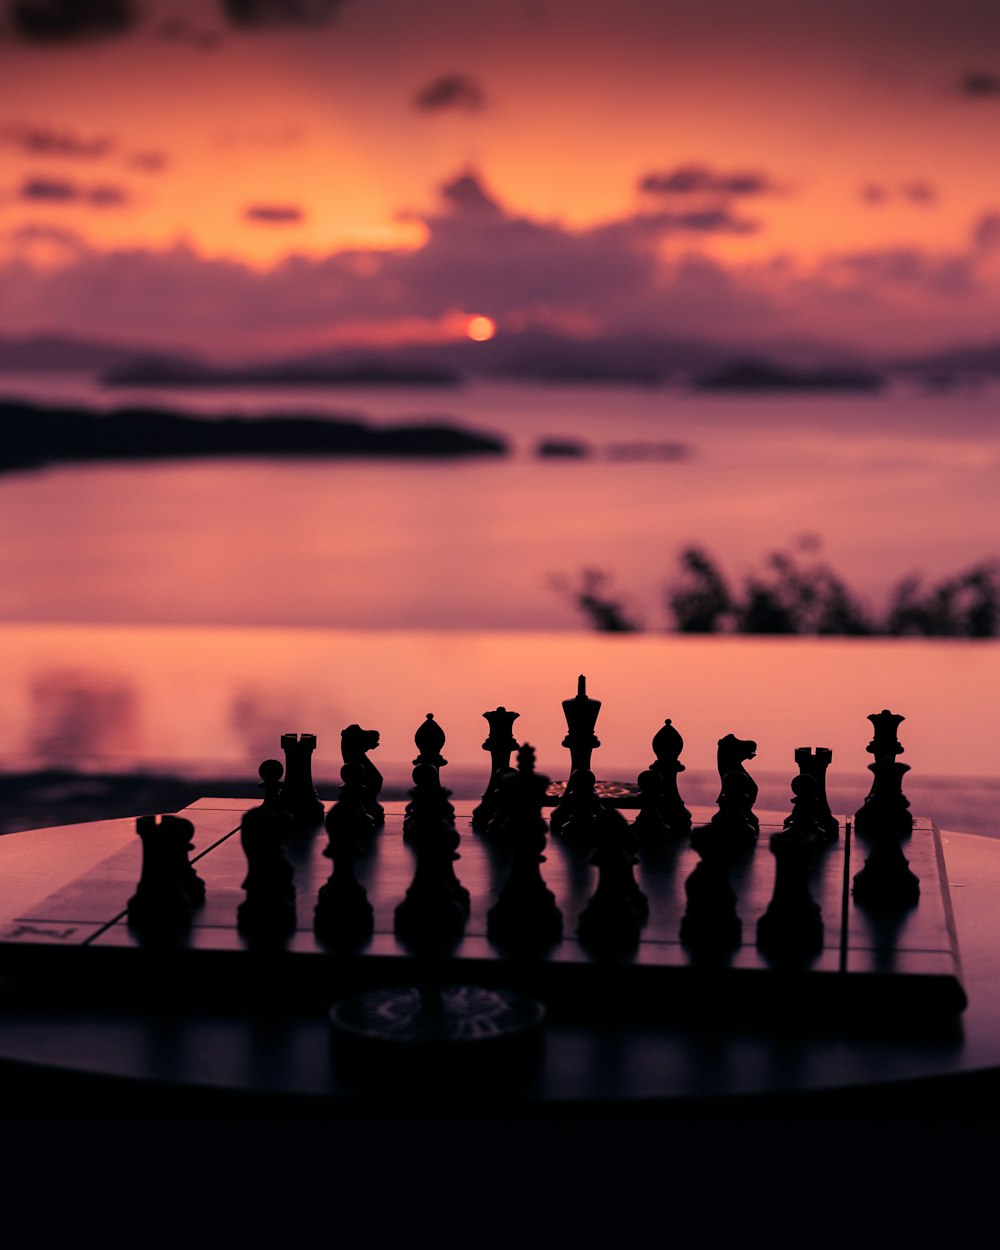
(0, 399), (506, 474)
(104, 357), (461, 388)
(693, 359), (885, 392)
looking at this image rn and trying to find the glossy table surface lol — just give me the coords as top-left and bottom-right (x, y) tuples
(0, 797), (997, 1111)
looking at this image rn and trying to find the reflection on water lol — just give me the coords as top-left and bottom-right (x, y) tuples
(2, 623), (998, 832)
(28, 668), (140, 767)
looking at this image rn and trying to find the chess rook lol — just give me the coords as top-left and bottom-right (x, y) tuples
(787, 747), (838, 839)
(127, 813), (203, 936)
(279, 732), (325, 833)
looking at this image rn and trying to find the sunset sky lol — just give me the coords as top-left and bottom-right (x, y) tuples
(2, 0), (1000, 357)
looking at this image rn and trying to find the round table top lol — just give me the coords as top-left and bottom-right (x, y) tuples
(0, 799), (997, 1111)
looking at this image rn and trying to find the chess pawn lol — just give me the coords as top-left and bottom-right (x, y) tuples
(786, 747), (838, 840)
(631, 768), (672, 842)
(394, 763), (469, 948)
(717, 733), (759, 832)
(487, 745), (563, 951)
(650, 718), (692, 834)
(556, 768), (603, 846)
(680, 817), (743, 952)
(128, 813), (201, 935)
(757, 791), (824, 958)
(783, 766), (833, 844)
(314, 772), (375, 947)
(237, 759), (297, 937)
(340, 724), (385, 826)
(577, 805), (648, 953)
(471, 706), (520, 832)
(324, 762), (376, 854)
(279, 732), (325, 833)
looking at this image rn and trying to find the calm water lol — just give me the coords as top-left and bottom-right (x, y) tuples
(2, 376), (998, 629)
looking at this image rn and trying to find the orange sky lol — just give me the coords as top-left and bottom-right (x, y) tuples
(2, 0), (1000, 354)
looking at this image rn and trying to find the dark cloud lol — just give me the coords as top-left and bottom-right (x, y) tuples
(127, 150), (170, 173)
(157, 18), (223, 50)
(221, 0), (347, 27)
(820, 248), (974, 296)
(902, 181), (938, 205)
(639, 164), (780, 197)
(972, 212), (1000, 252)
(9, 0), (135, 42)
(2, 122), (112, 159)
(438, 171), (504, 218)
(8, 221), (84, 247)
(414, 74), (486, 113)
(860, 181), (938, 207)
(18, 176), (129, 207)
(961, 71), (1000, 97)
(244, 203), (305, 224)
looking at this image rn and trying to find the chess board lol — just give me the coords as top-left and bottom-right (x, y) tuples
(0, 798), (966, 1018)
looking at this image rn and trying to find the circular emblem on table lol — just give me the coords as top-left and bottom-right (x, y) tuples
(330, 985), (546, 1091)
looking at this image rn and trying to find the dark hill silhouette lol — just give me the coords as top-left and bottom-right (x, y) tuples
(0, 398), (506, 473)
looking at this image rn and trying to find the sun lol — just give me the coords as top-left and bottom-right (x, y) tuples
(464, 314), (496, 342)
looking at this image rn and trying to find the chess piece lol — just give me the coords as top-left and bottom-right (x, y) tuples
(314, 768), (375, 947)
(757, 776), (825, 957)
(127, 813), (203, 935)
(705, 768), (758, 852)
(555, 767), (603, 846)
(341, 724), (385, 826)
(679, 814), (743, 952)
(550, 675), (601, 833)
(716, 733), (759, 832)
(785, 747), (838, 840)
(404, 713), (453, 837)
(852, 729), (921, 912)
(471, 706), (520, 832)
(237, 759), (297, 937)
(279, 732), (325, 833)
(577, 805), (648, 953)
(631, 768), (672, 842)
(854, 710), (914, 840)
(649, 718), (692, 834)
(324, 761), (376, 855)
(487, 745), (564, 951)
(395, 763), (468, 948)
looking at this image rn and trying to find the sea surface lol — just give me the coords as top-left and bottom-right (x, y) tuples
(1, 375), (998, 630)
(1, 374), (998, 833)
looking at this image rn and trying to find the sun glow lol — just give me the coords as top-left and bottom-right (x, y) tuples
(464, 314), (496, 342)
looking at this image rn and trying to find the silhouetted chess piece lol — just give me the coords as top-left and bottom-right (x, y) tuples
(395, 762), (468, 947)
(238, 759), (296, 936)
(854, 710), (914, 840)
(341, 724), (385, 826)
(487, 745), (564, 951)
(279, 732), (325, 833)
(471, 706), (520, 832)
(314, 767), (375, 947)
(757, 776), (825, 957)
(680, 814), (743, 952)
(705, 768), (758, 852)
(785, 746), (838, 839)
(851, 710), (920, 908)
(649, 718), (692, 834)
(717, 733), (759, 832)
(324, 761), (376, 855)
(128, 813), (203, 935)
(404, 713), (453, 837)
(556, 767), (603, 846)
(577, 804), (648, 953)
(632, 768), (672, 842)
(550, 675), (601, 833)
